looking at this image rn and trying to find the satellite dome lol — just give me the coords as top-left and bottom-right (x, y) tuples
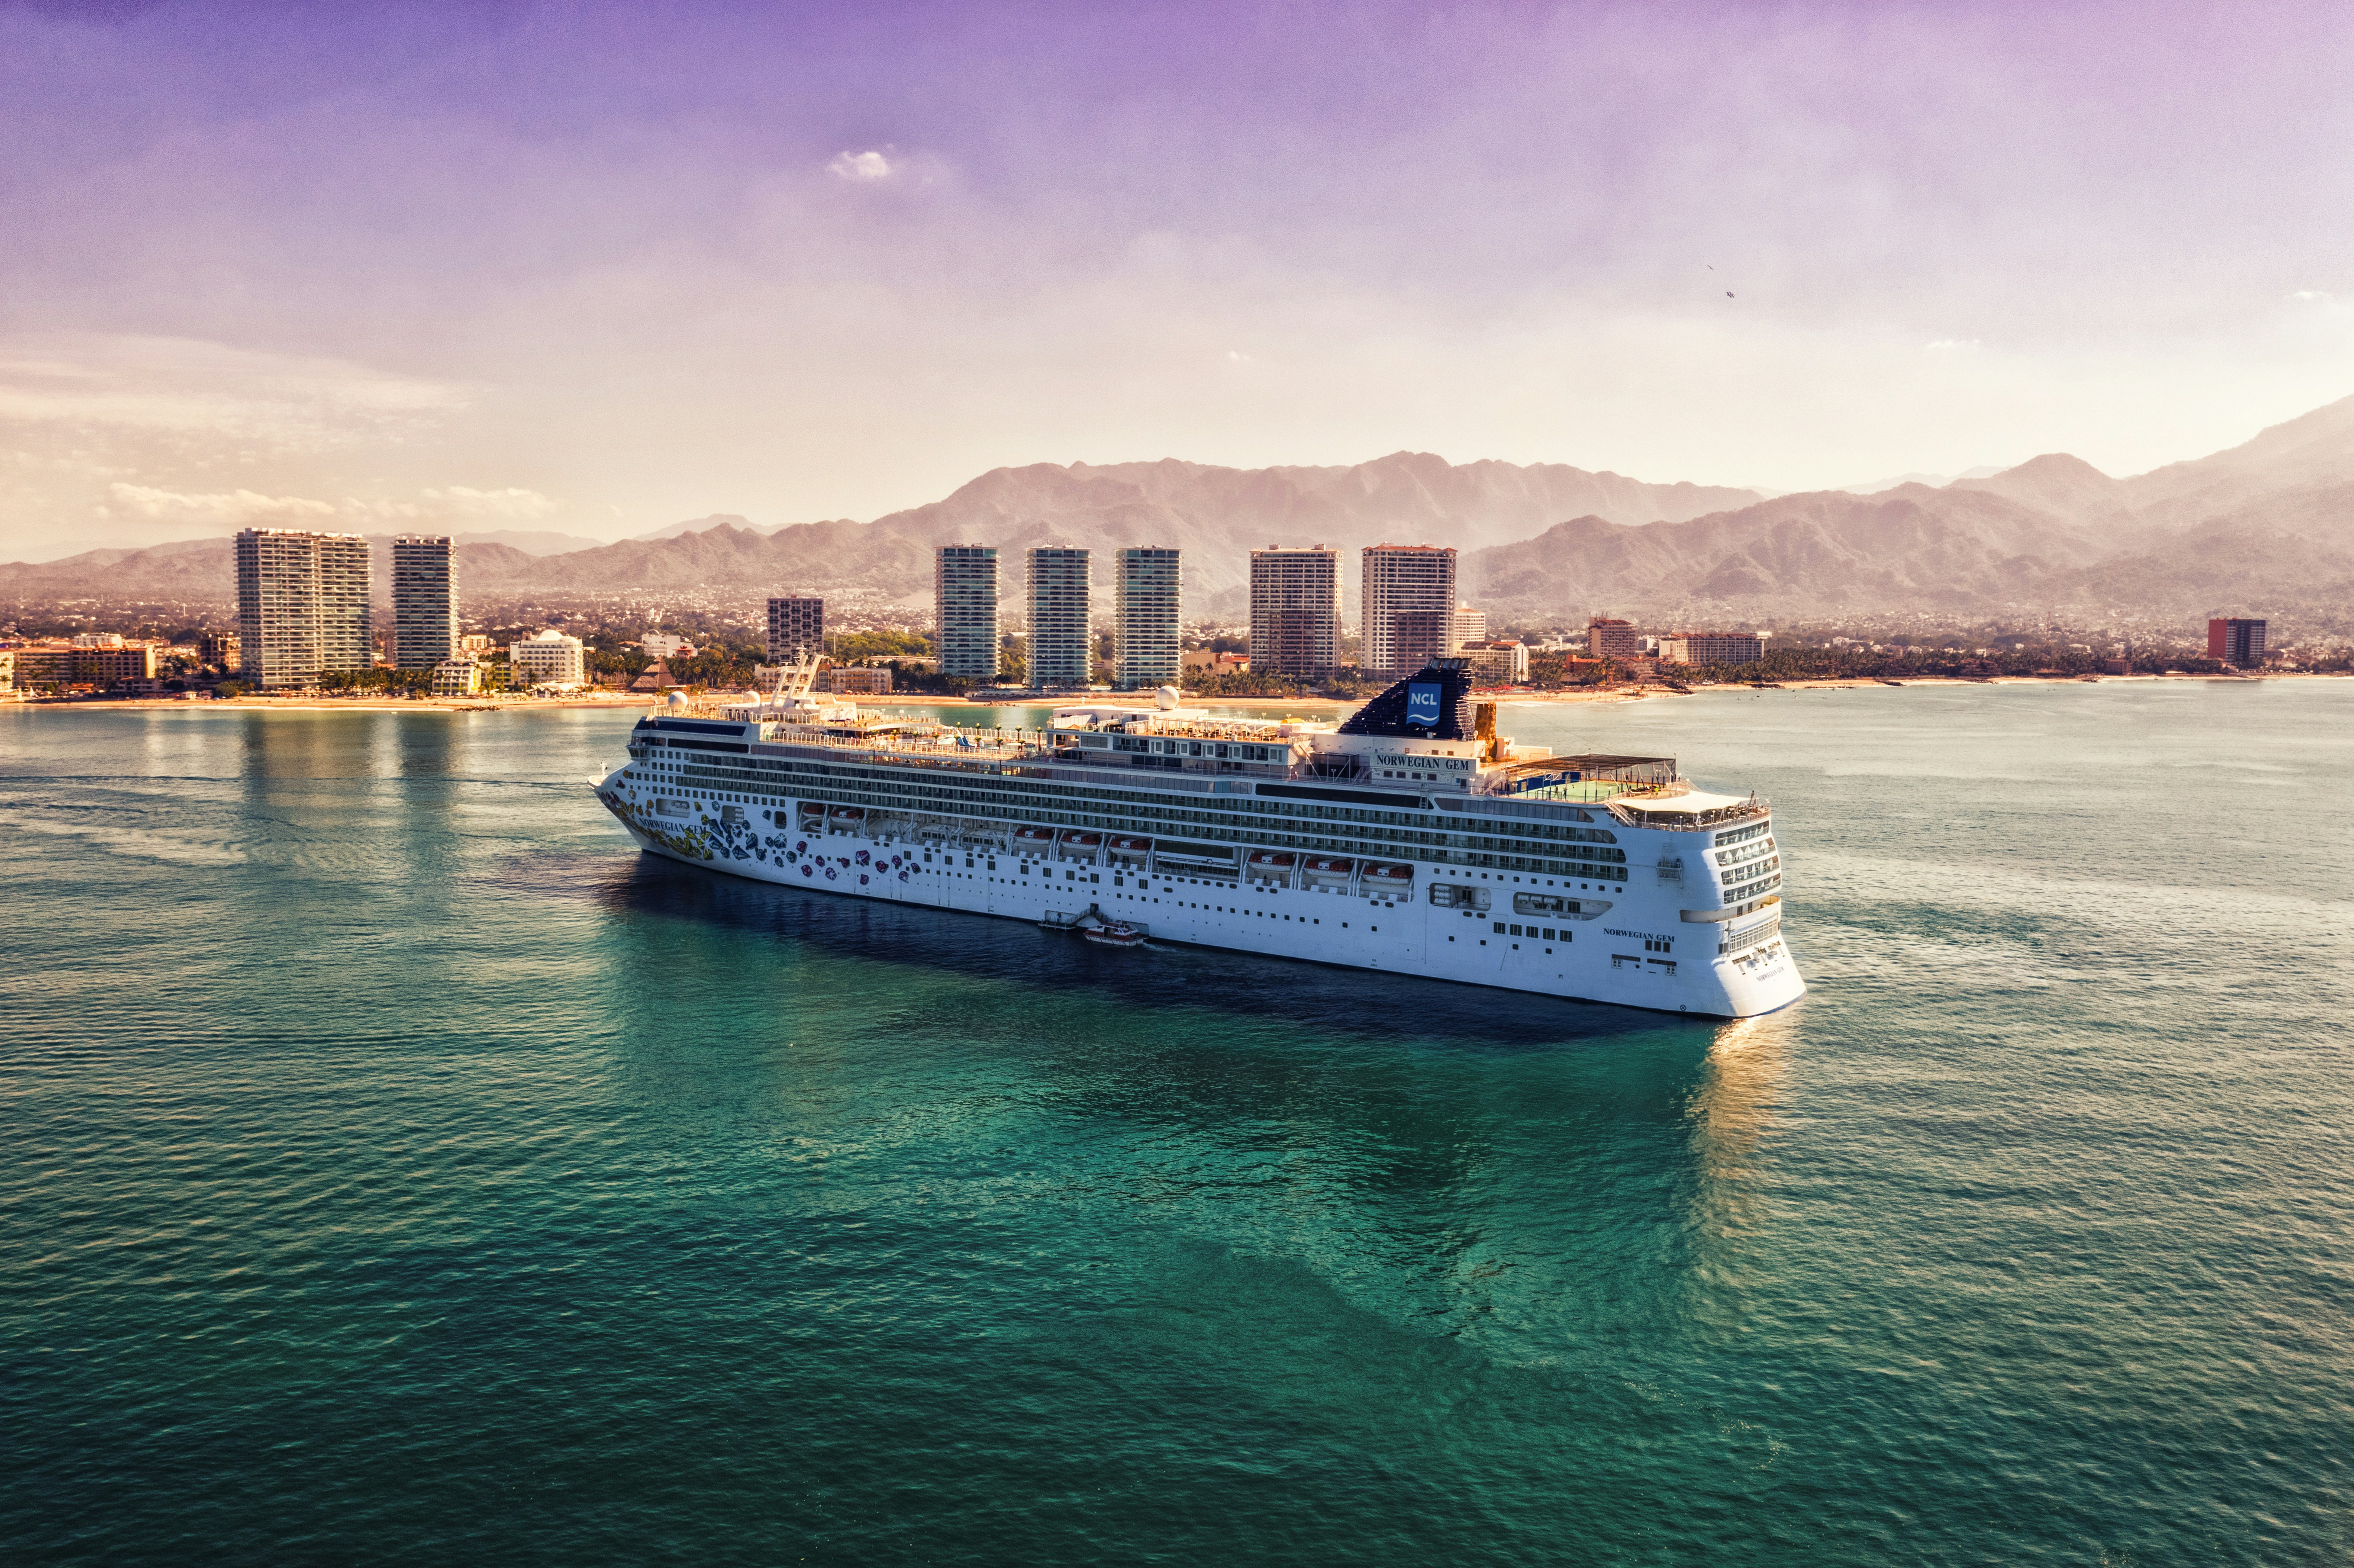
(665, 690), (687, 708)
(1156, 685), (1181, 710)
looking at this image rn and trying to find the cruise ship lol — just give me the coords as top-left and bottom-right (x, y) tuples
(589, 658), (1802, 1017)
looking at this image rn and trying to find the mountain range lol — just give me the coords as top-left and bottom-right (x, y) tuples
(7, 402), (2353, 631)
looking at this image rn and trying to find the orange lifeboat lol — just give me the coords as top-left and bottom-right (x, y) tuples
(1303, 856), (1357, 878)
(1108, 835), (1153, 854)
(1059, 831), (1105, 850)
(1361, 861), (1415, 884)
(1248, 851), (1297, 872)
(1015, 826), (1057, 848)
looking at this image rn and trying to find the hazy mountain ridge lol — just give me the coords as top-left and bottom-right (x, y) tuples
(0, 453), (1762, 612)
(6, 403), (2354, 630)
(1464, 396), (2354, 626)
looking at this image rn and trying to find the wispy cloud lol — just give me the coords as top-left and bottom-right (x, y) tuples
(2290, 290), (2333, 303)
(420, 486), (559, 519)
(1925, 338), (1981, 352)
(0, 335), (467, 447)
(103, 484), (339, 526)
(98, 482), (559, 528)
(827, 150), (892, 181)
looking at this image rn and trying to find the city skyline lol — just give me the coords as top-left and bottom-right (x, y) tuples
(8, 2), (2354, 558)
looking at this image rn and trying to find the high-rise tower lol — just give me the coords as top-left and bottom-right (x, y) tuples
(935, 545), (1000, 679)
(1359, 544), (1457, 676)
(235, 528), (373, 689)
(392, 536), (458, 670)
(1026, 547), (1091, 688)
(1115, 547), (1181, 689)
(1248, 546), (1339, 676)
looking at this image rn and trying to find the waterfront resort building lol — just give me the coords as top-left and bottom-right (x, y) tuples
(819, 666), (893, 695)
(392, 536), (458, 670)
(1660, 631), (1764, 666)
(431, 657), (483, 696)
(1183, 649), (1251, 676)
(639, 632), (693, 659)
(1587, 617), (1643, 662)
(1361, 544), (1457, 675)
(1453, 606), (1488, 649)
(508, 629), (588, 689)
(234, 527), (372, 689)
(935, 545), (1001, 679)
(1248, 546), (1339, 676)
(1116, 547), (1182, 689)
(1460, 639), (1532, 683)
(1026, 547), (1092, 688)
(765, 596), (825, 664)
(200, 632), (240, 670)
(2207, 618), (2267, 667)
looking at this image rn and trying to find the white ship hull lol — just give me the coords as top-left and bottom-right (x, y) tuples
(599, 779), (1804, 1020)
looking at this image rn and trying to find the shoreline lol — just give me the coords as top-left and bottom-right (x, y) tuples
(5, 670), (2328, 717)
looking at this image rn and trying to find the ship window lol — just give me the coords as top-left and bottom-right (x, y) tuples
(1493, 922), (1506, 934)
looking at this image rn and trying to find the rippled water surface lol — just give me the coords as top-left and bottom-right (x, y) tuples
(5, 683), (2352, 1564)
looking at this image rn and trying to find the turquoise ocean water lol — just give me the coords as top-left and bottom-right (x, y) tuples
(4, 683), (2351, 1563)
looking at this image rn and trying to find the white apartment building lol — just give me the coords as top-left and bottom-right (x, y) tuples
(935, 545), (1000, 679)
(1115, 547), (1182, 689)
(1026, 547), (1092, 687)
(509, 629), (587, 688)
(1360, 544), (1457, 675)
(1660, 631), (1764, 666)
(235, 527), (372, 689)
(1248, 546), (1339, 676)
(431, 657), (483, 696)
(393, 536), (458, 670)
(1461, 640), (1532, 683)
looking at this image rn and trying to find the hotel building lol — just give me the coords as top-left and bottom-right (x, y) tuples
(1115, 547), (1182, 689)
(392, 536), (458, 670)
(935, 545), (1001, 679)
(1360, 544), (1457, 675)
(1660, 631), (1764, 666)
(1026, 547), (1092, 688)
(1248, 546), (1340, 676)
(234, 528), (372, 689)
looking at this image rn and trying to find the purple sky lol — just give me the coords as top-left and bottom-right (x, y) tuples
(5, 0), (2353, 556)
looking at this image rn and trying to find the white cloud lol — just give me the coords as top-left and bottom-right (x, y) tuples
(0, 334), (467, 446)
(421, 485), (560, 519)
(97, 481), (559, 529)
(1925, 338), (1982, 352)
(2290, 290), (2333, 303)
(827, 150), (893, 181)
(103, 483), (339, 525)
